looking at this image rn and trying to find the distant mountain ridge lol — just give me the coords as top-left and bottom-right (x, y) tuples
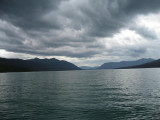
(125, 59), (160, 69)
(0, 57), (81, 72)
(0, 57), (159, 72)
(98, 58), (155, 69)
(80, 66), (98, 70)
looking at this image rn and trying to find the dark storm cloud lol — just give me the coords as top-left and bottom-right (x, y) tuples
(124, 0), (160, 14)
(0, 0), (66, 30)
(0, 0), (160, 59)
(77, 0), (160, 38)
(130, 26), (158, 40)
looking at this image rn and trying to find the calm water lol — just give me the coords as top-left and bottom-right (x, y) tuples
(1, 69), (160, 120)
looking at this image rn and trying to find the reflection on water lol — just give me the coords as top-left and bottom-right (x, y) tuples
(0, 69), (160, 120)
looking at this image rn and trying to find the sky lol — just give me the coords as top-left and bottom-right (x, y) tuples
(0, 0), (160, 66)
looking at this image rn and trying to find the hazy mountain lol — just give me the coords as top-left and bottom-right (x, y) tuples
(98, 58), (155, 69)
(125, 59), (160, 69)
(80, 66), (98, 70)
(0, 57), (81, 72)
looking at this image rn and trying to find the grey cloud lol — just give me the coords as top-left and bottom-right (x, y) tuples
(78, 0), (160, 37)
(0, 0), (66, 30)
(130, 26), (158, 40)
(2, 45), (100, 58)
(0, 0), (160, 60)
(128, 48), (147, 57)
(1, 0), (160, 34)
(124, 0), (160, 14)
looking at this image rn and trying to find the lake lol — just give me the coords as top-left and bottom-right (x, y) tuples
(0, 69), (160, 120)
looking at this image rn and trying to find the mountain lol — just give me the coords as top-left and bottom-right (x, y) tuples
(98, 58), (155, 69)
(125, 59), (160, 69)
(80, 66), (98, 70)
(0, 57), (81, 72)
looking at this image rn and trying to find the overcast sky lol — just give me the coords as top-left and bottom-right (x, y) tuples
(0, 0), (160, 66)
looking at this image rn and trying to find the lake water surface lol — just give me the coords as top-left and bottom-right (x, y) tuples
(1, 69), (160, 120)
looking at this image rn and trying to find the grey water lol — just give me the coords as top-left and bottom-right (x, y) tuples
(1, 69), (160, 120)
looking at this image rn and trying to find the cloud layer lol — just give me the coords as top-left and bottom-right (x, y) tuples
(0, 0), (160, 66)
